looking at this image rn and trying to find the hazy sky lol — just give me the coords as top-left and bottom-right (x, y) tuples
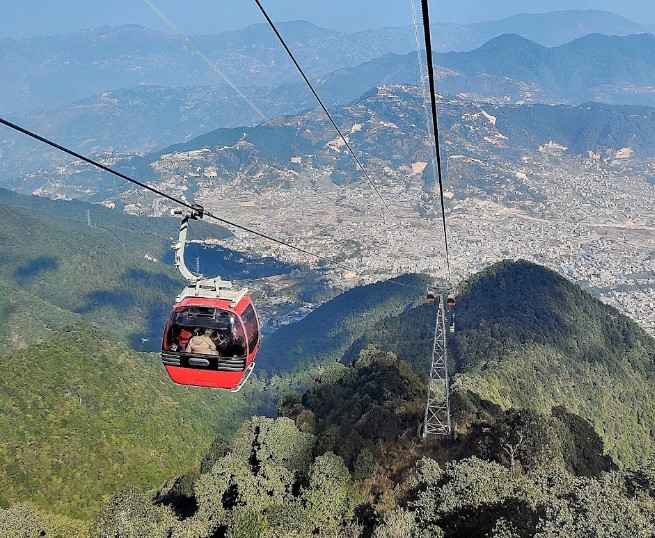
(1, 0), (655, 37)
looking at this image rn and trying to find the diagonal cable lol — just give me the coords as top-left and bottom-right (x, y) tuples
(420, 0), (451, 276)
(142, 0), (269, 123)
(0, 117), (325, 261)
(253, 0), (392, 216)
(0, 120), (427, 294)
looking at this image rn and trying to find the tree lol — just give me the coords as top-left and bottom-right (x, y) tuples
(535, 473), (654, 537)
(228, 416), (314, 475)
(373, 509), (438, 538)
(292, 348), (425, 469)
(228, 509), (268, 538)
(409, 457), (541, 536)
(354, 448), (376, 480)
(489, 518), (521, 538)
(502, 430), (525, 473)
(91, 489), (178, 538)
(298, 453), (357, 535)
(191, 417), (315, 535)
(0, 503), (88, 538)
(479, 410), (559, 472)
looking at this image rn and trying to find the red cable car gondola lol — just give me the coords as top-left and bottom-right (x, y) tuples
(161, 207), (260, 392)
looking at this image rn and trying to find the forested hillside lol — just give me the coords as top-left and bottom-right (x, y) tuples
(0, 190), (425, 525)
(0, 191), (285, 522)
(0, 326), (268, 520)
(0, 188), (232, 350)
(0, 177), (650, 532)
(9, 349), (653, 536)
(346, 260), (655, 467)
(3, 260), (655, 536)
(258, 273), (430, 374)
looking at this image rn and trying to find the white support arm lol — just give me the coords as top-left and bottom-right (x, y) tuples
(174, 210), (202, 284)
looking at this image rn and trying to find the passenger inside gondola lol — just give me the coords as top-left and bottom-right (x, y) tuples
(186, 328), (219, 356)
(164, 307), (248, 358)
(228, 319), (247, 357)
(178, 327), (193, 351)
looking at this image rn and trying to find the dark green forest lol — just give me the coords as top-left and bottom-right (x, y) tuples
(4, 349), (654, 537)
(346, 261), (655, 468)
(0, 325), (277, 519)
(0, 187), (227, 350)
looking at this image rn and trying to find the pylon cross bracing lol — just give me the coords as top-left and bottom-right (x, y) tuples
(423, 291), (451, 438)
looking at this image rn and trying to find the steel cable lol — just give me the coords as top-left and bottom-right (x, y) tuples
(0, 117), (326, 261)
(420, 0), (452, 276)
(253, 0), (393, 218)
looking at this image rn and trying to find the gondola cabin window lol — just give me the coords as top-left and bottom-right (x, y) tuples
(242, 304), (260, 353)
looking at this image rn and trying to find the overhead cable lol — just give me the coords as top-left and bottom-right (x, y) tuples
(0, 117), (325, 261)
(142, 0), (269, 123)
(0, 118), (429, 296)
(420, 0), (452, 276)
(253, 0), (392, 215)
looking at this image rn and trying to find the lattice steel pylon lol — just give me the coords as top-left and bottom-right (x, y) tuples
(423, 292), (452, 438)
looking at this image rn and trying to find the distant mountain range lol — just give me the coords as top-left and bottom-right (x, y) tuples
(4, 13), (655, 195)
(4, 28), (655, 181)
(440, 33), (655, 104)
(0, 21), (406, 115)
(5, 85), (295, 155)
(467, 9), (649, 47)
(11, 84), (655, 206)
(310, 33), (655, 108)
(1, 10), (651, 115)
(145, 87), (655, 188)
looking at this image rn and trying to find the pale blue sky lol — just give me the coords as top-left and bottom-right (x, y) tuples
(1, 0), (654, 37)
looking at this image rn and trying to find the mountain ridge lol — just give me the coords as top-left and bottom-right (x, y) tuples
(5, 22), (655, 181)
(141, 85), (655, 195)
(344, 260), (655, 467)
(1, 9), (650, 116)
(470, 9), (646, 47)
(312, 32), (655, 107)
